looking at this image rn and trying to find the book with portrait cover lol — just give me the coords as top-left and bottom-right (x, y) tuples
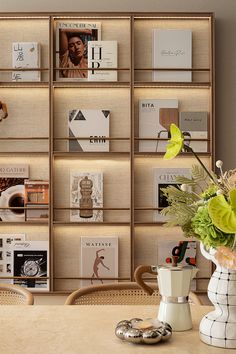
(68, 109), (110, 152)
(0, 164), (29, 222)
(88, 40), (118, 81)
(139, 99), (178, 152)
(80, 236), (118, 287)
(56, 22), (101, 81)
(13, 240), (49, 292)
(70, 171), (103, 222)
(12, 42), (41, 82)
(179, 111), (208, 153)
(0, 234), (25, 284)
(153, 167), (191, 222)
(152, 29), (192, 82)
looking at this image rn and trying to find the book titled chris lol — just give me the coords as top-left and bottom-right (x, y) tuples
(80, 236), (118, 287)
(13, 240), (49, 291)
(88, 40), (118, 81)
(139, 99), (178, 152)
(153, 29), (192, 82)
(0, 164), (29, 222)
(70, 171), (103, 222)
(12, 42), (41, 82)
(68, 109), (110, 152)
(153, 167), (191, 222)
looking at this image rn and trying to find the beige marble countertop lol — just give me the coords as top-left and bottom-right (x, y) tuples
(0, 305), (233, 354)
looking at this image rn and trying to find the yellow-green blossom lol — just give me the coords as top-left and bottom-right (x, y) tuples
(163, 124), (184, 160)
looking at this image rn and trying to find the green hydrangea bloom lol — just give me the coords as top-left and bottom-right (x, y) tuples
(191, 205), (235, 249)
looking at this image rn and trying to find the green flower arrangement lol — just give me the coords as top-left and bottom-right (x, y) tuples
(161, 124), (236, 269)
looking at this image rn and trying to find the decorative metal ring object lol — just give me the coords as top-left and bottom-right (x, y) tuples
(115, 318), (172, 344)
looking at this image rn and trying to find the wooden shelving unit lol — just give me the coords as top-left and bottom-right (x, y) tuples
(0, 12), (214, 293)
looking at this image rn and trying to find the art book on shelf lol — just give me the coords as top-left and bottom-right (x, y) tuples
(88, 40), (118, 81)
(80, 236), (118, 287)
(139, 99), (178, 152)
(179, 111), (208, 153)
(152, 29), (192, 82)
(68, 109), (110, 152)
(24, 180), (49, 221)
(56, 22), (101, 81)
(13, 240), (49, 291)
(153, 167), (191, 222)
(0, 164), (29, 222)
(70, 171), (103, 222)
(12, 42), (41, 82)
(157, 240), (197, 290)
(0, 234), (25, 284)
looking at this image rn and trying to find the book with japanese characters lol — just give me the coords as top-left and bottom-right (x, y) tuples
(80, 236), (118, 287)
(139, 99), (178, 152)
(153, 29), (192, 82)
(70, 171), (103, 222)
(88, 40), (118, 81)
(0, 164), (29, 222)
(13, 240), (49, 291)
(153, 167), (191, 222)
(12, 42), (41, 82)
(68, 109), (110, 152)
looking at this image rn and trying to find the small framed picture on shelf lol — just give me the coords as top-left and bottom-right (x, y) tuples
(56, 22), (101, 81)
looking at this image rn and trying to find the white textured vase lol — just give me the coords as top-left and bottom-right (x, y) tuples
(199, 243), (236, 348)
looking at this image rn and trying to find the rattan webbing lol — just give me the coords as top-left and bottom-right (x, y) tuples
(0, 284), (34, 305)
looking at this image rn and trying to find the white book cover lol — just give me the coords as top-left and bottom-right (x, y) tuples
(68, 109), (110, 152)
(179, 111), (208, 153)
(13, 240), (49, 292)
(56, 22), (101, 81)
(88, 41), (118, 81)
(0, 234), (25, 284)
(153, 167), (191, 222)
(139, 99), (178, 152)
(153, 29), (192, 82)
(12, 42), (41, 82)
(0, 164), (29, 222)
(80, 236), (118, 287)
(70, 171), (103, 222)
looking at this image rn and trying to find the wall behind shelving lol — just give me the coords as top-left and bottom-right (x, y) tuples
(2, 0), (236, 169)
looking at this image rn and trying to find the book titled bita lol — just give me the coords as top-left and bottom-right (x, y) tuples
(88, 41), (118, 81)
(70, 171), (103, 222)
(153, 167), (191, 222)
(153, 29), (192, 82)
(179, 111), (208, 153)
(12, 42), (41, 82)
(56, 22), (101, 81)
(13, 240), (49, 292)
(68, 109), (110, 152)
(139, 99), (178, 152)
(80, 236), (118, 287)
(0, 233), (25, 284)
(0, 164), (29, 222)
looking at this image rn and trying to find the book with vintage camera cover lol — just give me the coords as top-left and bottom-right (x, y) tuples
(24, 180), (49, 221)
(88, 40), (118, 81)
(70, 171), (103, 222)
(152, 29), (192, 82)
(0, 233), (25, 284)
(139, 99), (178, 152)
(153, 167), (191, 222)
(80, 236), (118, 287)
(13, 240), (49, 291)
(56, 22), (101, 81)
(68, 109), (110, 152)
(12, 42), (41, 82)
(0, 164), (29, 222)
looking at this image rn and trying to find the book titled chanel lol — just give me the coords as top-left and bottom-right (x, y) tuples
(153, 29), (192, 82)
(68, 109), (110, 152)
(70, 171), (103, 222)
(88, 41), (118, 81)
(80, 236), (118, 287)
(12, 42), (41, 82)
